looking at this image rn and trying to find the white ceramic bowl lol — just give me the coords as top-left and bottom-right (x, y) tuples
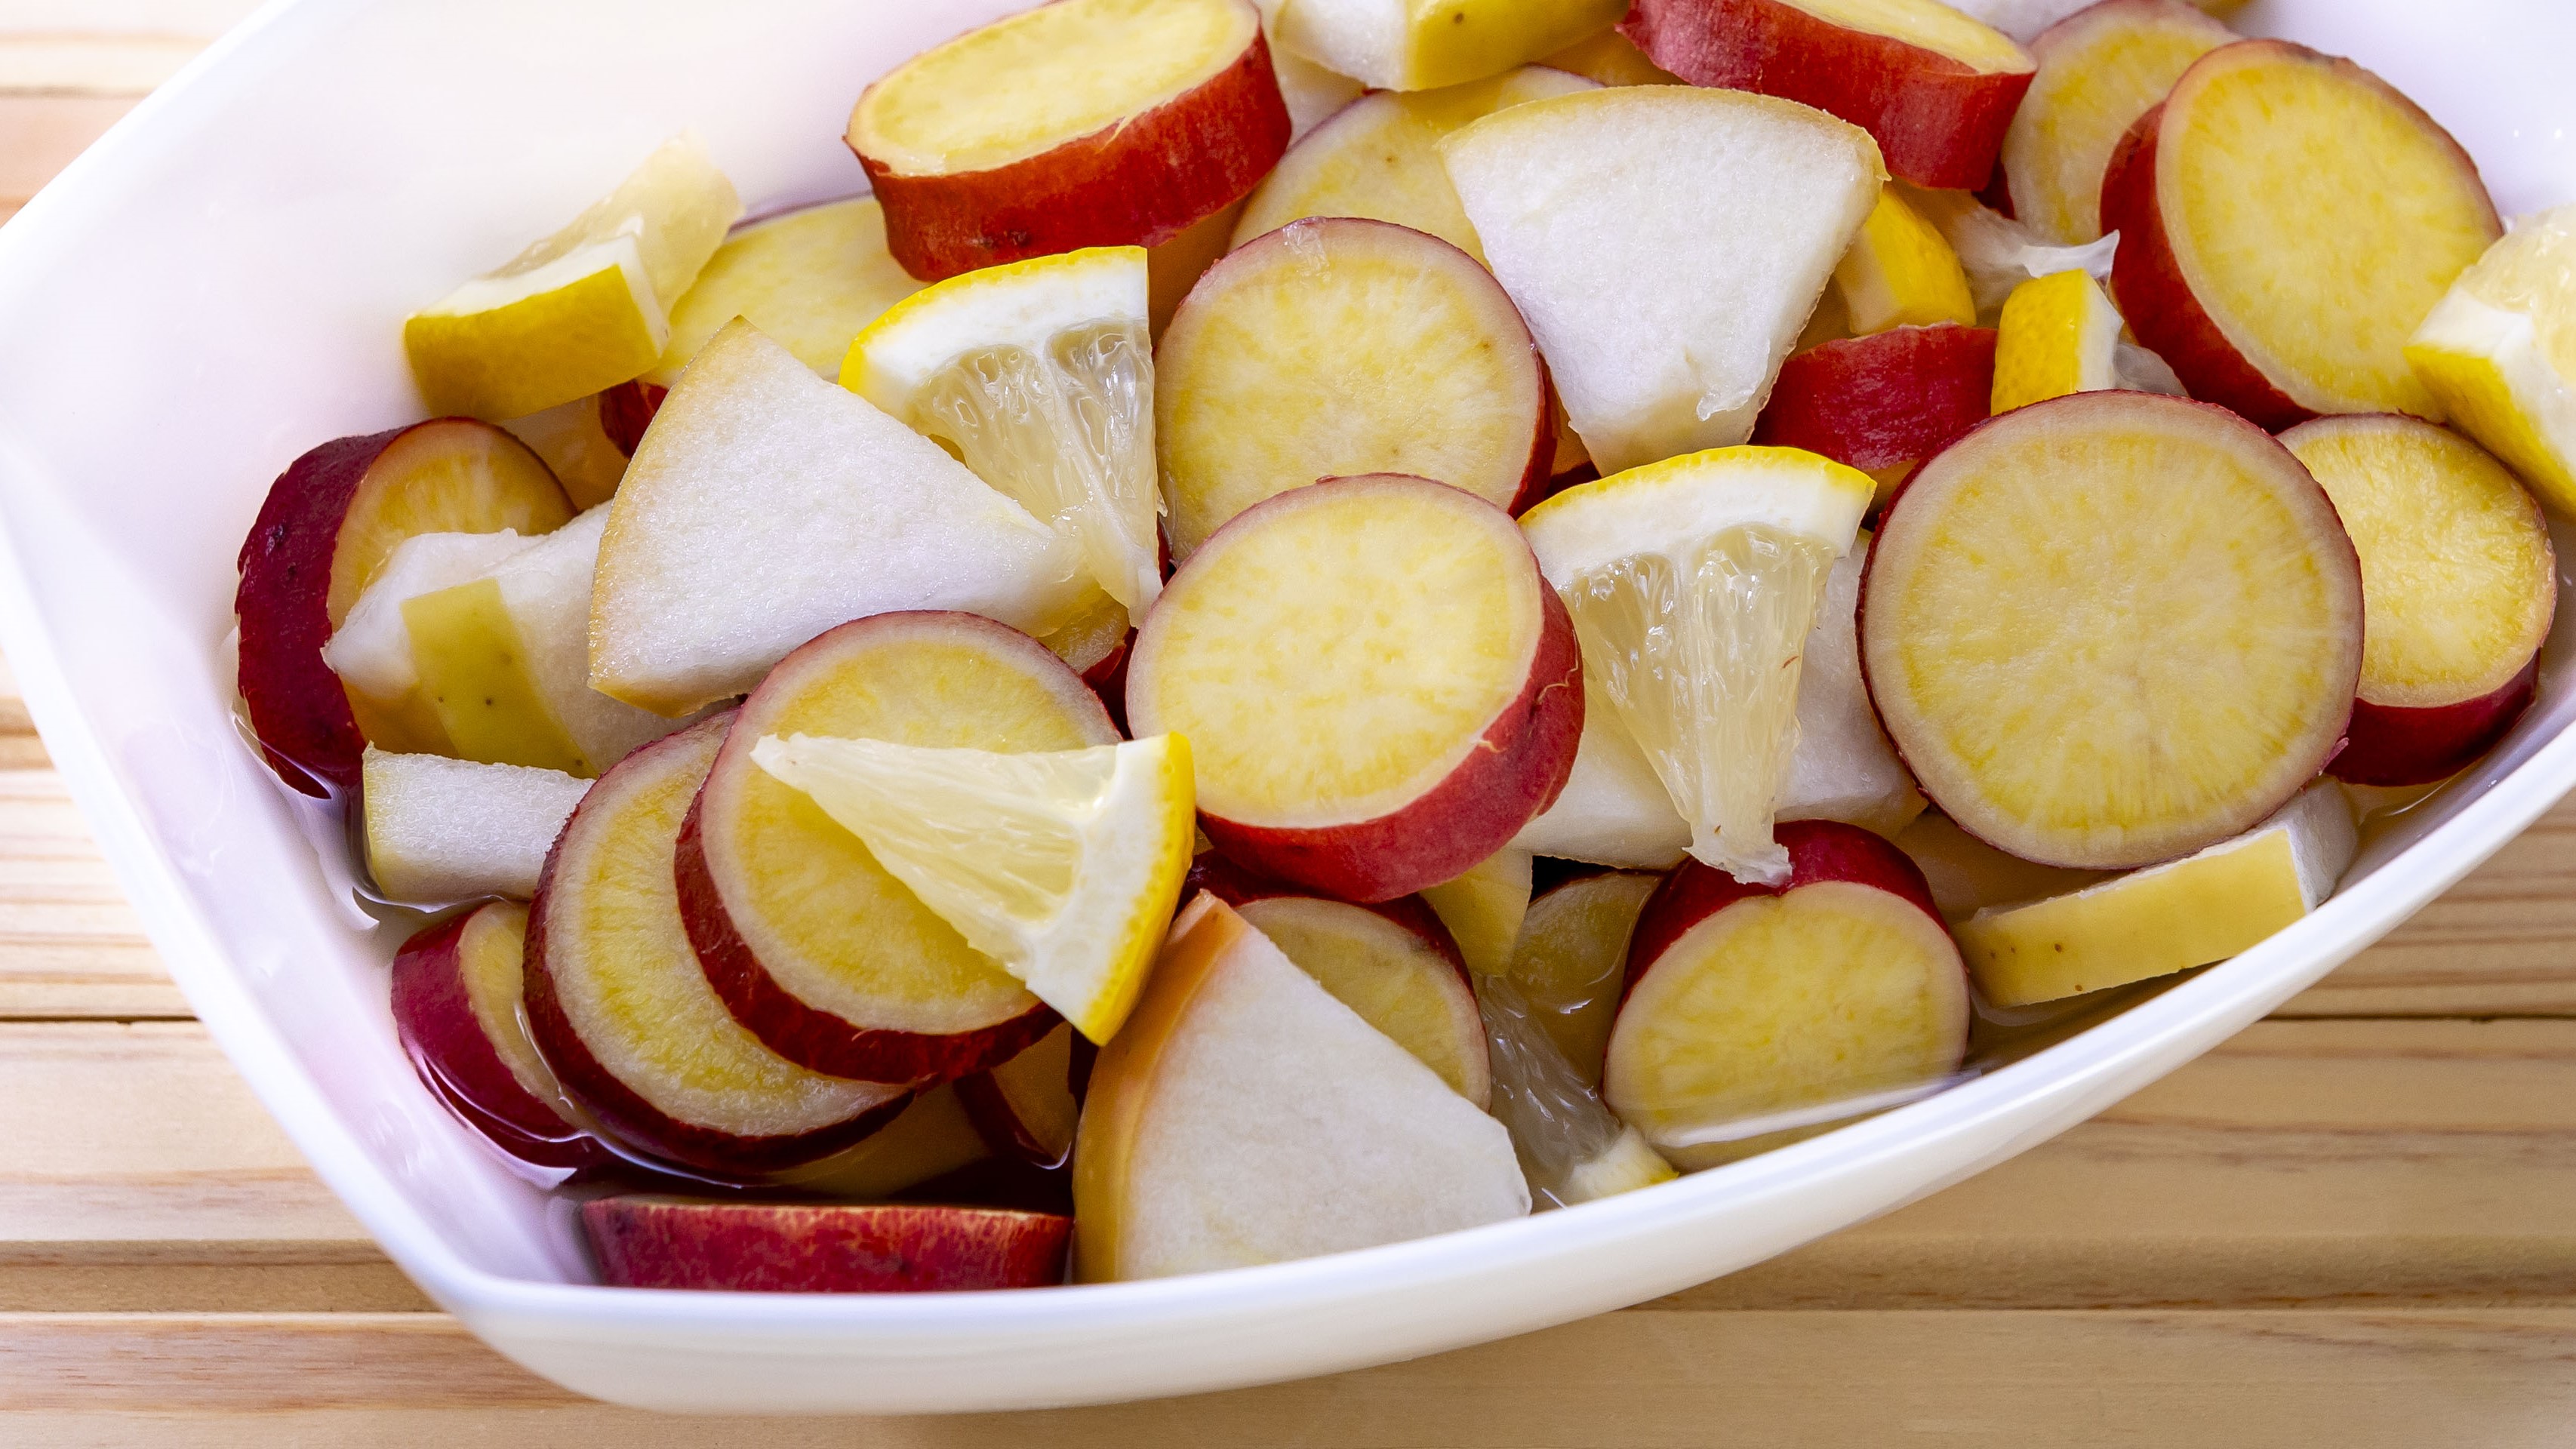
(0, 0), (2569, 1415)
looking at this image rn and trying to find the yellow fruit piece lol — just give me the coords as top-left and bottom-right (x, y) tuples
(2407, 202), (2576, 515)
(1500, 869), (1659, 1084)
(847, 248), (1159, 611)
(649, 198), (922, 386)
(1833, 186), (1976, 334)
(2163, 47), (2497, 419)
(1281, 0), (1627, 93)
(751, 733), (1196, 1044)
(1539, 26), (1682, 87)
(1990, 267), (2121, 412)
(399, 577), (589, 775)
(779, 1084), (991, 1198)
(1230, 66), (1596, 263)
(1795, 0), (2030, 74)
(1236, 895), (1489, 1103)
(1520, 448), (1873, 884)
(2000, 0), (2233, 246)
(1417, 847), (1532, 978)
(405, 134), (740, 420)
(1958, 781), (2355, 1007)
(2281, 414), (2555, 706)
(853, 0), (1255, 176)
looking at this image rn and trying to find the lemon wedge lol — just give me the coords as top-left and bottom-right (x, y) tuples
(405, 133), (741, 421)
(1833, 186), (1977, 335)
(844, 247), (1162, 611)
(750, 731), (1195, 1044)
(2408, 202), (2576, 514)
(1991, 267), (2122, 412)
(1519, 447), (1874, 884)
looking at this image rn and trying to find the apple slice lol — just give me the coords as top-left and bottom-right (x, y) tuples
(2406, 202), (2576, 519)
(1958, 781), (2356, 1006)
(1247, 0), (1366, 136)
(647, 197), (923, 387)
(1605, 820), (1969, 1169)
(523, 715), (909, 1177)
(391, 901), (603, 1169)
(846, 0), (1290, 282)
(405, 133), (741, 420)
(1439, 87), (1885, 475)
(845, 247), (1161, 611)
(235, 419), (575, 794)
(1778, 535), (1927, 838)
(327, 509), (696, 777)
(1187, 854), (1490, 1104)
(1128, 474), (1582, 902)
(1074, 894), (1528, 1281)
(1831, 187), (1975, 336)
(1500, 868), (1661, 1085)
(2101, 40), (2501, 430)
(2279, 415), (2556, 786)
(955, 1025), (1082, 1168)
(500, 397), (627, 510)
(1521, 447), (1875, 884)
(1990, 268), (2122, 412)
(1862, 391), (2363, 869)
(583, 1198), (1069, 1293)
(1230, 67), (1597, 264)
(1999, 0), (2233, 246)
(1505, 669), (1690, 870)
(1619, 0), (2035, 190)
(774, 1082), (993, 1198)
(1156, 219), (1553, 555)
(1893, 811), (2110, 921)
(679, 612), (1116, 1085)
(361, 749), (587, 904)
(1540, 26), (1686, 87)
(589, 320), (1087, 716)
(1750, 325), (1997, 506)
(1276, 0), (1626, 92)
(1418, 848), (1533, 980)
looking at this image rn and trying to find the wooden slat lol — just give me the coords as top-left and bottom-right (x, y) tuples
(4, 1307), (2574, 1445)
(8, 1019), (2572, 1315)
(0, 94), (131, 216)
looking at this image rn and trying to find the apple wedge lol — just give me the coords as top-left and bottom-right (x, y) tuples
(589, 321), (1088, 716)
(523, 715), (909, 1177)
(1619, 0), (2036, 189)
(955, 1024), (1082, 1168)
(1862, 391), (2363, 869)
(1187, 854), (1490, 1105)
(235, 419), (574, 794)
(500, 396), (628, 510)
(1074, 894), (1528, 1281)
(1999, 0), (2233, 246)
(1751, 325), (1997, 506)
(2101, 40), (2501, 429)
(1440, 88), (1885, 475)
(847, 0), (1290, 281)
(1778, 535), (1928, 838)
(1418, 848), (1534, 981)
(1505, 669), (1689, 871)
(1831, 187), (1975, 336)
(391, 901), (603, 1169)
(583, 1198), (1069, 1292)
(1500, 868), (1661, 1085)
(1958, 781), (2357, 1006)
(1248, 0), (1365, 136)
(1230, 66), (1597, 264)
(2280, 415), (2556, 786)
(1129, 475), (1582, 902)
(326, 509), (695, 777)
(1276, 0), (1626, 92)
(679, 612), (1116, 1084)
(1156, 220), (1553, 554)
(647, 197), (923, 387)
(360, 749), (587, 904)
(1605, 820), (1969, 1169)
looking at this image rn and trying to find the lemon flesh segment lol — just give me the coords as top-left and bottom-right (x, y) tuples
(1479, 974), (1674, 1208)
(1833, 186), (1976, 335)
(752, 733), (1196, 1044)
(1992, 268), (2121, 413)
(405, 134), (741, 420)
(2408, 203), (2576, 515)
(1520, 448), (1873, 884)
(848, 248), (1160, 613)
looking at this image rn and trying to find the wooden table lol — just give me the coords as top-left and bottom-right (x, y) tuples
(8, 27), (2576, 1447)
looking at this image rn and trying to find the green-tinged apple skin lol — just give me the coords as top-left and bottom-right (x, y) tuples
(1620, 0), (2036, 189)
(522, 717), (913, 1179)
(389, 906), (607, 1171)
(583, 1197), (1070, 1291)
(853, 29), (1291, 281)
